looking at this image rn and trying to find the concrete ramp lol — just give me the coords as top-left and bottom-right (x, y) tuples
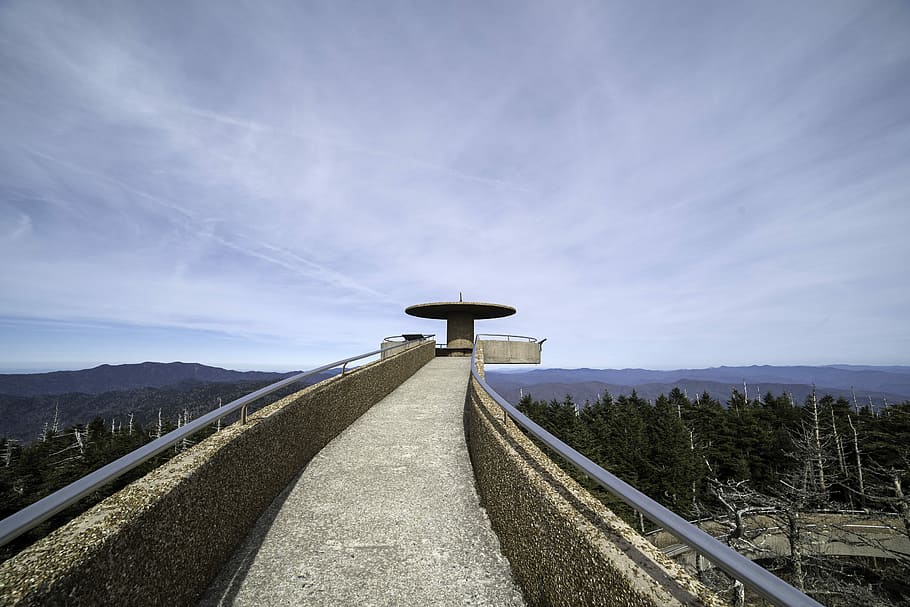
(200, 357), (524, 606)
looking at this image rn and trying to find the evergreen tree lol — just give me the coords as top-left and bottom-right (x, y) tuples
(646, 394), (700, 515)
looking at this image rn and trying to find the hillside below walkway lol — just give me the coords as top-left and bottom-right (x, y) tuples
(200, 357), (524, 606)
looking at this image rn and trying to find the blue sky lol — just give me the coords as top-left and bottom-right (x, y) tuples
(1, 1), (909, 372)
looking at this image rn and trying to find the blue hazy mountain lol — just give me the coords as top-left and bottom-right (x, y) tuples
(0, 362), (298, 396)
(486, 365), (910, 408)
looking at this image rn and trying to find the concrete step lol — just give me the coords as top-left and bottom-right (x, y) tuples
(199, 357), (524, 606)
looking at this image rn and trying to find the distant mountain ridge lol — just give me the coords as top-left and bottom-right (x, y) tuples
(0, 362), (298, 396)
(486, 365), (910, 408)
(4, 362), (909, 442)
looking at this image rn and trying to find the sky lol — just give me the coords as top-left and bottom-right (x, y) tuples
(1, 1), (909, 372)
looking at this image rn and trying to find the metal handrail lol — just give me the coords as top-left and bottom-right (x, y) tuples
(0, 337), (433, 548)
(470, 337), (822, 607)
(382, 333), (435, 343)
(476, 333), (539, 343)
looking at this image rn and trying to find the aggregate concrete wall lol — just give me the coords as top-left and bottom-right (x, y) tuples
(466, 347), (726, 607)
(0, 341), (435, 607)
(477, 339), (541, 364)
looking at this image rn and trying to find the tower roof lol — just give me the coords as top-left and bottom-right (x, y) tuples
(405, 301), (516, 320)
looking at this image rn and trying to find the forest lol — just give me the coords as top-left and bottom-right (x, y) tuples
(517, 388), (910, 606)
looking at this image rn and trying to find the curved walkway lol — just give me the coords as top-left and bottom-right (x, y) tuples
(199, 357), (524, 606)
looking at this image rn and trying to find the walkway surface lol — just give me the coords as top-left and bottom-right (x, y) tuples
(199, 357), (524, 606)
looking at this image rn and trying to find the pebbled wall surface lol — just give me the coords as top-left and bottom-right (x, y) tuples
(466, 345), (726, 607)
(0, 341), (435, 607)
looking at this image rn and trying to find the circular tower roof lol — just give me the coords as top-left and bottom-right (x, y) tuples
(405, 301), (516, 320)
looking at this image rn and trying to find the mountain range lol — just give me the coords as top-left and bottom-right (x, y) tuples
(0, 361), (297, 396)
(485, 365), (910, 409)
(3, 362), (909, 443)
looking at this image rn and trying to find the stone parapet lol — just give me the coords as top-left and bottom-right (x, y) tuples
(465, 349), (726, 607)
(0, 341), (435, 606)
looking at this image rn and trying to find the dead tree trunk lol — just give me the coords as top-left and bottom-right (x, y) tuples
(830, 408), (847, 478)
(892, 471), (910, 540)
(811, 388), (826, 493)
(787, 503), (806, 590)
(847, 415), (865, 504)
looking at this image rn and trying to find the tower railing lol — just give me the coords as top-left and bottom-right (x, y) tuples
(470, 336), (822, 607)
(0, 336), (433, 548)
(475, 333), (540, 342)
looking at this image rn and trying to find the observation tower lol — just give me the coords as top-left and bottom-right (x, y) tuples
(405, 295), (515, 353)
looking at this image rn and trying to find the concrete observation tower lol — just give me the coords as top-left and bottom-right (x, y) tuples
(406, 296), (515, 353)
(403, 295), (542, 363)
